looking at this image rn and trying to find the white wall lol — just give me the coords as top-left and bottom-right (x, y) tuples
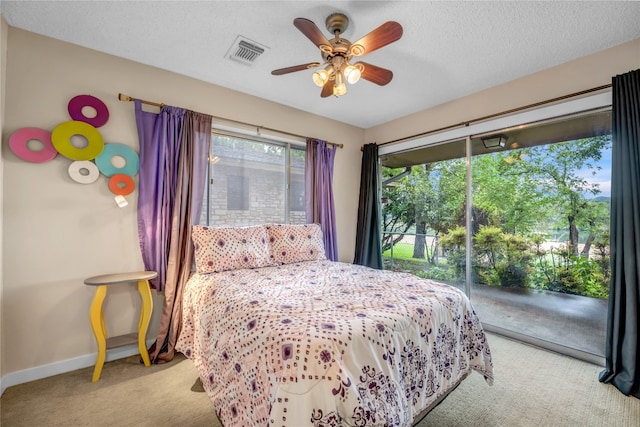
(1, 27), (364, 387)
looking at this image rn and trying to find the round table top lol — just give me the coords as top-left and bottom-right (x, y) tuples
(84, 271), (158, 286)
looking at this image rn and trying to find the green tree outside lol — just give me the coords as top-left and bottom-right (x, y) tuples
(382, 137), (611, 299)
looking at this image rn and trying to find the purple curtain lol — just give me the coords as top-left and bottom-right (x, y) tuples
(135, 100), (212, 362)
(135, 100), (185, 290)
(305, 138), (338, 261)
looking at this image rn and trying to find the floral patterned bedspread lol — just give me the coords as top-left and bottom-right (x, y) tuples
(176, 260), (494, 427)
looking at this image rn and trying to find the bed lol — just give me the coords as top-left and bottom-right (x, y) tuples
(176, 224), (494, 427)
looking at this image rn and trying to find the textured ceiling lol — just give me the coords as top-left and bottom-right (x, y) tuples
(2, 1), (639, 128)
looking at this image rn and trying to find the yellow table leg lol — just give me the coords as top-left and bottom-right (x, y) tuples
(89, 285), (108, 382)
(137, 279), (153, 367)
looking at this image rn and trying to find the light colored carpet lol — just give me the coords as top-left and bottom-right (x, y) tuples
(1, 333), (638, 426)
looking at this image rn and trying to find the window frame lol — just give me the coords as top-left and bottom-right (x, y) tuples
(379, 92), (612, 162)
(379, 92), (613, 366)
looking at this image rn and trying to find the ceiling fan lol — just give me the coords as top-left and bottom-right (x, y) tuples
(271, 13), (403, 98)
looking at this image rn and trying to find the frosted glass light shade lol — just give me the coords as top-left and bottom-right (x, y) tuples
(333, 83), (347, 96)
(343, 65), (361, 84)
(312, 69), (329, 87)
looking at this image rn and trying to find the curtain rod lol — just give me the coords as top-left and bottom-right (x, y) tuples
(118, 93), (343, 149)
(377, 83), (612, 147)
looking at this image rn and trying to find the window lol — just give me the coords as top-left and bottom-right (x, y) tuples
(200, 131), (306, 227)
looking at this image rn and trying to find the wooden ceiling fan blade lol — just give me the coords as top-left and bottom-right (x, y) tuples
(271, 62), (321, 75)
(355, 62), (394, 86)
(321, 80), (335, 98)
(349, 21), (403, 56)
(294, 18), (332, 51)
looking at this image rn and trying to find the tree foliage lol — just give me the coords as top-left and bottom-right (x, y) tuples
(501, 137), (610, 253)
(381, 136), (611, 299)
(382, 160), (465, 262)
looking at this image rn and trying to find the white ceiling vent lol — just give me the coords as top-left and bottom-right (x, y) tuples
(225, 36), (268, 66)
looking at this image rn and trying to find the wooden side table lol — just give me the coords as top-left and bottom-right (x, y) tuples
(84, 271), (157, 382)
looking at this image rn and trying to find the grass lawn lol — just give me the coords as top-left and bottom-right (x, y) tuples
(383, 244), (429, 263)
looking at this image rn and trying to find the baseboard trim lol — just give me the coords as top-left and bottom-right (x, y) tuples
(0, 339), (155, 396)
(483, 324), (606, 366)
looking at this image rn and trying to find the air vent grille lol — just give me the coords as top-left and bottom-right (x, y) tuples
(225, 36), (268, 66)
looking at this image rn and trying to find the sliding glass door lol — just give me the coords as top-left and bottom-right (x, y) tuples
(381, 108), (611, 363)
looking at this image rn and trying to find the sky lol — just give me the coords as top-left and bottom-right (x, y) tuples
(579, 145), (611, 198)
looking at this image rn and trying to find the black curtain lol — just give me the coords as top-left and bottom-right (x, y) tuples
(599, 69), (640, 399)
(354, 143), (383, 269)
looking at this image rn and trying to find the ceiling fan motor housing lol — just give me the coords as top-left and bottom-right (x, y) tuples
(321, 13), (352, 62)
(325, 13), (349, 35)
(322, 39), (351, 62)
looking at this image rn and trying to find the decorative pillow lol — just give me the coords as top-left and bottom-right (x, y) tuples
(266, 223), (327, 265)
(192, 225), (271, 273)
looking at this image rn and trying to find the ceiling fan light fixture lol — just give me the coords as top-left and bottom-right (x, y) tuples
(333, 70), (347, 96)
(312, 68), (330, 87)
(333, 83), (347, 97)
(343, 64), (361, 84)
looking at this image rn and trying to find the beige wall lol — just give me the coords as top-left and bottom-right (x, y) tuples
(365, 38), (640, 145)
(2, 27), (364, 377)
(0, 14), (7, 382)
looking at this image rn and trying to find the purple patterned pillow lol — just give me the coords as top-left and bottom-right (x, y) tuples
(192, 225), (271, 273)
(266, 223), (326, 265)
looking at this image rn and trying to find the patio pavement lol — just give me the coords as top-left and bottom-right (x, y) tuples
(465, 284), (607, 357)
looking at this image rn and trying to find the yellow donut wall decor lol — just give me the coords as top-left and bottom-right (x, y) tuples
(51, 120), (105, 161)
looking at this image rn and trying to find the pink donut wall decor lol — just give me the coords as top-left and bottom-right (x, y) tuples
(9, 127), (58, 163)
